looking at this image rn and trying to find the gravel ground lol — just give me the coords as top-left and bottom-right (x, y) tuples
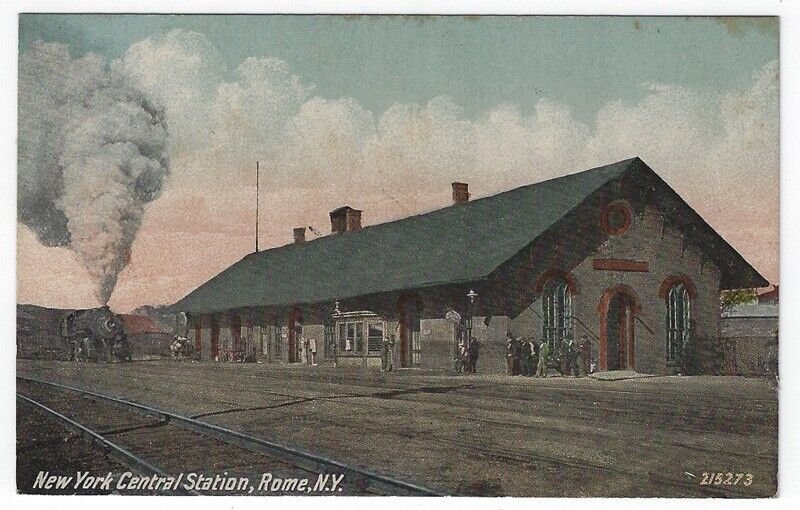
(17, 359), (778, 497)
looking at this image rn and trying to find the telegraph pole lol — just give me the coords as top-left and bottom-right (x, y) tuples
(255, 161), (259, 253)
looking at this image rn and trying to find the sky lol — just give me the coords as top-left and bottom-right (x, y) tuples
(16, 15), (779, 312)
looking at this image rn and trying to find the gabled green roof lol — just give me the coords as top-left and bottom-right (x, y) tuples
(172, 157), (766, 314)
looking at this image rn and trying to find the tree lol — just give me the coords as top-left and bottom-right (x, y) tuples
(720, 288), (757, 313)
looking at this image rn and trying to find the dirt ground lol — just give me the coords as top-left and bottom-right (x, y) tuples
(17, 359), (778, 497)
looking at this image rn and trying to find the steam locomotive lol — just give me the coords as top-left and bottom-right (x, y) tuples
(61, 306), (132, 362)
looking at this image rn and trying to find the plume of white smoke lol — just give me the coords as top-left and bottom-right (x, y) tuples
(19, 41), (169, 304)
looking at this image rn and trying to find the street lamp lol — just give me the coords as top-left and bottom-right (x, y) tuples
(465, 290), (478, 364)
(332, 301), (341, 367)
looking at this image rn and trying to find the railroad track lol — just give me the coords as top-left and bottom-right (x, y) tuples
(17, 376), (443, 496)
(18, 393), (201, 495)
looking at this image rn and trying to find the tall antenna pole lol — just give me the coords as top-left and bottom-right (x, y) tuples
(255, 161), (259, 253)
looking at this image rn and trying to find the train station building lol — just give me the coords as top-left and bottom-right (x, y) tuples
(172, 157), (767, 375)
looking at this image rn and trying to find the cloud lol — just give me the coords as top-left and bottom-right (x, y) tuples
(694, 60), (779, 277)
(588, 84), (718, 174)
(276, 97), (375, 192)
(112, 29), (226, 153)
(364, 96), (476, 197)
(210, 57), (312, 160)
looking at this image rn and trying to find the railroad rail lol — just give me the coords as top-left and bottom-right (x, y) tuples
(17, 393), (201, 495)
(17, 376), (444, 496)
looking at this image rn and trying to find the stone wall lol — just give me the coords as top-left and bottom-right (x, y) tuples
(509, 205), (722, 375)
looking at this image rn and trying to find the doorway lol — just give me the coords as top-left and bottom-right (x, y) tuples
(599, 286), (637, 371)
(194, 321), (202, 355)
(398, 295), (421, 368)
(288, 308), (302, 363)
(210, 319), (220, 360)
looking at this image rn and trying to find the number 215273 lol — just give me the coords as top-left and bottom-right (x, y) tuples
(700, 472), (753, 486)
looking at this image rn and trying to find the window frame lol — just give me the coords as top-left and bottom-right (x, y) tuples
(665, 282), (692, 363)
(366, 320), (385, 355)
(334, 313), (385, 358)
(600, 200), (633, 236)
(337, 320), (363, 354)
(541, 276), (574, 353)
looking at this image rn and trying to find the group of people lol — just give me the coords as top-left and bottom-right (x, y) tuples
(296, 335), (318, 365)
(170, 335), (195, 360)
(505, 332), (593, 377)
(293, 325), (594, 377)
(505, 333), (548, 377)
(455, 337), (480, 374)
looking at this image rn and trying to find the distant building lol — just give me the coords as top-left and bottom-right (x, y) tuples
(119, 314), (172, 357)
(722, 304), (778, 377)
(172, 158), (767, 374)
(16, 304), (71, 360)
(758, 285), (779, 305)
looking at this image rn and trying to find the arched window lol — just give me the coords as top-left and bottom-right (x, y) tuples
(666, 283), (691, 362)
(542, 277), (573, 352)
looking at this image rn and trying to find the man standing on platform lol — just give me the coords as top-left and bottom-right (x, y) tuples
(576, 334), (591, 377)
(561, 336), (577, 376)
(536, 340), (550, 378)
(521, 337), (533, 376)
(468, 336), (480, 374)
(308, 337), (317, 366)
(505, 331), (516, 375)
(455, 336), (466, 373)
(382, 332), (395, 372)
(298, 333), (307, 365)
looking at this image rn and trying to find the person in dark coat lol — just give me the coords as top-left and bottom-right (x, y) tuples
(561, 337), (577, 376)
(381, 334), (395, 372)
(512, 335), (523, 375)
(576, 334), (591, 377)
(528, 338), (539, 376)
(468, 337), (479, 374)
(521, 338), (534, 376)
(505, 331), (515, 375)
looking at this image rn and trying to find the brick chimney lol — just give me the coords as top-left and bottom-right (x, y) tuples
(293, 227), (306, 244)
(329, 206), (362, 234)
(452, 182), (469, 204)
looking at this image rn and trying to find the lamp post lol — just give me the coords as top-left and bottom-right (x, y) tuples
(465, 289), (478, 355)
(332, 301), (341, 368)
